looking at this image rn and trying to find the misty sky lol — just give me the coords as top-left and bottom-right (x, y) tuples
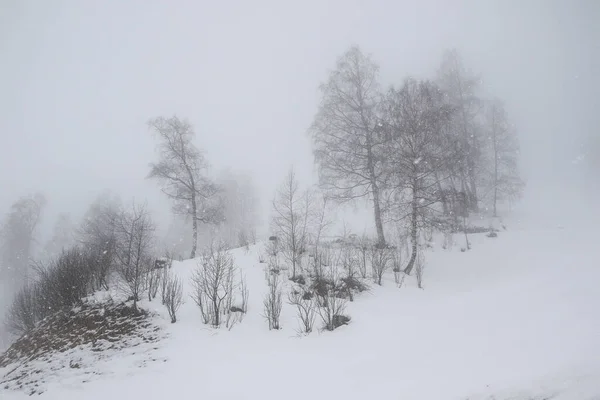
(1, 0), (598, 237)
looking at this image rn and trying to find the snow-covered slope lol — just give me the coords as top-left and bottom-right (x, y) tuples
(2, 221), (599, 399)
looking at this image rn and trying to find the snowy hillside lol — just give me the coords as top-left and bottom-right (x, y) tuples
(2, 219), (599, 400)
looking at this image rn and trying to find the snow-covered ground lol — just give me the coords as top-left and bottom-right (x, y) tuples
(2, 216), (599, 399)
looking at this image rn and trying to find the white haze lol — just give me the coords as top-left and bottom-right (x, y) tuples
(0, 1), (598, 345)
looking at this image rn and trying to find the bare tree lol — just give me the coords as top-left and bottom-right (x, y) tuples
(147, 116), (223, 259)
(437, 49), (484, 212)
(309, 192), (333, 277)
(271, 168), (311, 280)
(484, 99), (524, 216)
(161, 213), (195, 261)
(43, 213), (75, 262)
(214, 169), (261, 248)
(310, 46), (388, 247)
(114, 202), (156, 310)
(164, 273), (184, 323)
(190, 242), (236, 327)
(77, 192), (121, 291)
(1, 193), (46, 342)
(381, 79), (455, 275)
(0, 193), (46, 291)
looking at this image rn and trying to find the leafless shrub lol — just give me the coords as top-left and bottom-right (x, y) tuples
(316, 288), (349, 331)
(289, 274), (306, 285)
(263, 273), (283, 330)
(313, 265), (350, 331)
(164, 273), (184, 323)
(442, 230), (454, 250)
(338, 275), (368, 302)
(77, 193), (121, 291)
(338, 246), (357, 274)
(147, 266), (162, 301)
(6, 248), (95, 335)
(371, 247), (392, 286)
(114, 203), (155, 310)
(356, 236), (371, 279)
(309, 251), (322, 278)
(221, 273), (249, 330)
(415, 252), (425, 289)
(391, 242), (404, 286)
(38, 249), (93, 309)
(160, 267), (169, 305)
(190, 242), (236, 328)
(288, 288), (316, 334)
(86, 242), (115, 292)
(5, 285), (39, 335)
(258, 250), (267, 264)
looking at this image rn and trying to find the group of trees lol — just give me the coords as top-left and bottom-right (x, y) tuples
(2, 193), (178, 335)
(310, 46), (523, 273)
(0, 114), (261, 340)
(0, 46), (526, 342)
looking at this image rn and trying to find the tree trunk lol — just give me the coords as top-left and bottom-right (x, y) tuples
(434, 171), (449, 215)
(372, 183), (386, 248)
(468, 169), (479, 213)
(492, 108), (498, 218)
(190, 193), (198, 259)
(404, 185), (419, 275)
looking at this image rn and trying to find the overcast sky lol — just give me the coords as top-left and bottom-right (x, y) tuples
(1, 0), (598, 237)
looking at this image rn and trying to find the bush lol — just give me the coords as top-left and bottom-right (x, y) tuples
(317, 290), (348, 331)
(263, 274), (282, 330)
(331, 314), (351, 328)
(338, 275), (368, 301)
(258, 251), (267, 264)
(147, 267), (163, 301)
(288, 288), (316, 334)
(310, 276), (334, 298)
(191, 243), (236, 328)
(164, 273), (184, 323)
(371, 247), (392, 286)
(5, 247), (95, 336)
(290, 274), (306, 285)
(5, 285), (39, 335)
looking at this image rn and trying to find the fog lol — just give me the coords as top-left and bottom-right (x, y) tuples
(0, 1), (598, 345)
(1, 1), (597, 232)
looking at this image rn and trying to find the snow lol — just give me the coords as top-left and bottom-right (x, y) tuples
(2, 218), (599, 399)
